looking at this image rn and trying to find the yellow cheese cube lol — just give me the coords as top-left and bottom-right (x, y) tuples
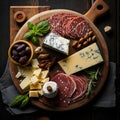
(31, 76), (40, 85)
(30, 83), (42, 90)
(19, 77), (31, 91)
(41, 77), (49, 84)
(29, 91), (39, 97)
(38, 89), (43, 96)
(41, 70), (49, 79)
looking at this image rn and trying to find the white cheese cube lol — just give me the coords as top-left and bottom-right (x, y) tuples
(29, 91), (39, 97)
(43, 32), (70, 55)
(33, 68), (42, 78)
(15, 71), (22, 78)
(58, 43), (103, 75)
(19, 77), (31, 91)
(31, 76), (39, 85)
(31, 59), (39, 69)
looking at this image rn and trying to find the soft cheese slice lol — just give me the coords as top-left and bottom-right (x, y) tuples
(43, 32), (70, 55)
(58, 43), (103, 75)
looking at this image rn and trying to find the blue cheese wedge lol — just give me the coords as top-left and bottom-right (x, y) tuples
(58, 43), (103, 75)
(43, 32), (70, 55)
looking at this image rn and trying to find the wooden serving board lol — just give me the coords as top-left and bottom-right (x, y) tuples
(9, 0), (109, 111)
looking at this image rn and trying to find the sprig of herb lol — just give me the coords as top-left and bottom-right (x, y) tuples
(23, 20), (50, 46)
(85, 68), (101, 96)
(10, 94), (29, 109)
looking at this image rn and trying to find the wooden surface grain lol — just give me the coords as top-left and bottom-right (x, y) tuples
(10, 6), (50, 43)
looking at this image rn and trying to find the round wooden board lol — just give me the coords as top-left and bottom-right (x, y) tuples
(9, 8), (109, 111)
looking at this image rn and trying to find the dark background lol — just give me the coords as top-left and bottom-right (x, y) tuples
(0, 0), (119, 120)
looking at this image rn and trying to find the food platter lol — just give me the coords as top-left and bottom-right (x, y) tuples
(9, 0), (109, 111)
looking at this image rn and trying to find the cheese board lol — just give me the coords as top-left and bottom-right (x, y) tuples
(9, 0), (109, 111)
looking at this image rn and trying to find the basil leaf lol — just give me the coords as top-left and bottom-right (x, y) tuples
(23, 31), (33, 39)
(28, 22), (34, 30)
(36, 21), (49, 29)
(31, 36), (40, 46)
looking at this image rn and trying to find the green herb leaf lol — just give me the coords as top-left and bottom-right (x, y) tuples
(31, 36), (40, 46)
(10, 95), (26, 107)
(85, 68), (101, 96)
(23, 31), (34, 39)
(19, 96), (29, 108)
(28, 22), (34, 30)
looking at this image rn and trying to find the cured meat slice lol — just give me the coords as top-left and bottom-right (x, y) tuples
(48, 13), (65, 34)
(51, 73), (71, 106)
(70, 75), (88, 101)
(48, 13), (76, 36)
(65, 16), (84, 39)
(60, 14), (77, 36)
(67, 76), (76, 97)
(75, 20), (92, 38)
(41, 72), (88, 107)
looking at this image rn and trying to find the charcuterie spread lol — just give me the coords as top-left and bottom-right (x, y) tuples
(8, 8), (109, 111)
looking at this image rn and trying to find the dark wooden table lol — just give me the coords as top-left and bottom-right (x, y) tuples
(0, 0), (119, 120)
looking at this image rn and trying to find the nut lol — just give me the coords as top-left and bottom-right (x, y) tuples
(78, 37), (85, 44)
(92, 35), (96, 42)
(35, 46), (43, 54)
(88, 31), (93, 36)
(104, 26), (112, 33)
(72, 41), (78, 47)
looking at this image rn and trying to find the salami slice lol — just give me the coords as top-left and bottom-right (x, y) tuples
(75, 20), (92, 38)
(65, 16), (84, 39)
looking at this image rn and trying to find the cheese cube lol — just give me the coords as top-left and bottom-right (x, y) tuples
(38, 89), (43, 96)
(15, 71), (22, 78)
(41, 77), (49, 84)
(41, 70), (49, 79)
(30, 83), (42, 90)
(19, 77), (31, 91)
(43, 32), (70, 55)
(31, 76), (39, 85)
(58, 43), (103, 75)
(33, 68), (42, 78)
(29, 91), (39, 97)
(31, 59), (39, 69)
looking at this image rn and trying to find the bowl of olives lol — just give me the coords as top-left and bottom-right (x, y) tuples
(8, 40), (34, 66)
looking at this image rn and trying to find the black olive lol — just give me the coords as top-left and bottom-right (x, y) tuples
(18, 50), (26, 56)
(11, 49), (18, 56)
(18, 56), (28, 64)
(16, 43), (26, 51)
(25, 46), (31, 55)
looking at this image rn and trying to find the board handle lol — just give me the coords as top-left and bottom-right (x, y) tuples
(84, 0), (109, 22)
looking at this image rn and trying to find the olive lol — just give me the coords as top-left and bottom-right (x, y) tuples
(12, 55), (20, 61)
(18, 50), (26, 56)
(11, 49), (18, 56)
(13, 43), (19, 49)
(25, 46), (31, 55)
(18, 56), (28, 64)
(16, 43), (26, 51)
